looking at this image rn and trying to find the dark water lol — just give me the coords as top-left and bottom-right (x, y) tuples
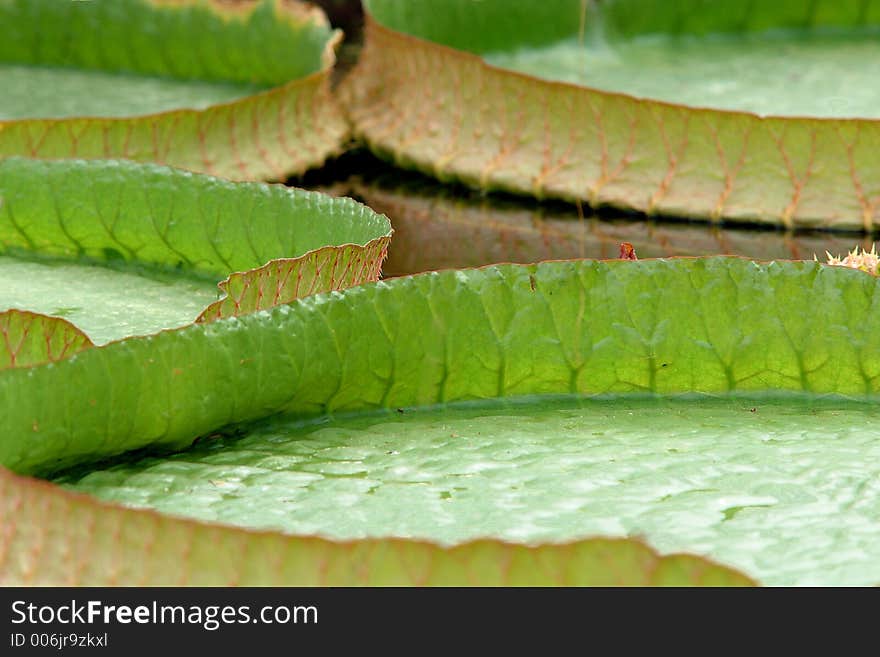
(292, 150), (871, 278)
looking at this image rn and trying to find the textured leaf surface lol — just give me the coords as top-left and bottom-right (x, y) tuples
(8, 258), (880, 583)
(0, 158), (392, 341)
(58, 396), (880, 586)
(5, 255), (879, 585)
(485, 30), (880, 119)
(0, 254), (218, 344)
(0, 466), (752, 585)
(0, 309), (93, 370)
(346, 0), (880, 227)
(196, 243), (389, 322)
(329, 173), (862, 276)
(0, 64), (265, 120)
(0, 0), (347, 180)
(2, 257), (879, 474)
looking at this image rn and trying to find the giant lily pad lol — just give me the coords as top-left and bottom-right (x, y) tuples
(0, 156), (744, 585)
(0, 465), (749, 585)
(344, 0), (880, 228)
(54, 396), (880, 586)
(3, 251), (880, 584)
(0, 157), (391, 345)
(0, 0), (347, 180)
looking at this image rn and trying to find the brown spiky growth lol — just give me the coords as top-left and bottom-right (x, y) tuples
(823, 244), (880, 276)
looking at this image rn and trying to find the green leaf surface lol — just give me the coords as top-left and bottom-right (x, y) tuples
(55, 396), (880, 586)
(1, 0), (871, 587)
(0, 64), (265, 120)
(485, 30), (880, 120)
(0, 0), (348, 180)
(346, 0), (880, 228)
(0, 254), (218, 344)
(5, 256), (880, 475)
(0, 465), (752, 585)
(5, 254), (880, 585)
(0, 157), (392, 342)
(0, 309), (93, 369)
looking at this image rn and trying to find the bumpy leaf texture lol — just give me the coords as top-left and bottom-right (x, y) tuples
(346, 0), (880, 228)
(2, 250), (879, 584)
(0, 0), (348, 180)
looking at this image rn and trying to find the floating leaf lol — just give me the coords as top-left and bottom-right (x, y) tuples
(0, 0), (347, 180)
(0, 466), (752, 585)
(3, 255), (880, 584)
(5, 256), (880, 473)
(55, 395), (880, 585)
(345, 0), (880, 227)
(0, 157), (392, 343)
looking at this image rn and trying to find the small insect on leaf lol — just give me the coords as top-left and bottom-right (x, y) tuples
(618, 242), (637, 260)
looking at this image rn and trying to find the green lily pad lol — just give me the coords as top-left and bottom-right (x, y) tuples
(0, 0), (347, 180)
(345, 0), (880, 228)
(55, 395), (880, 586)
(0, 157), (392, 344)
(3, 253), (880, 584)
(485, 28), (880, 119)
(0, 254), (219, 345)
(0, 464), (751, 585)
